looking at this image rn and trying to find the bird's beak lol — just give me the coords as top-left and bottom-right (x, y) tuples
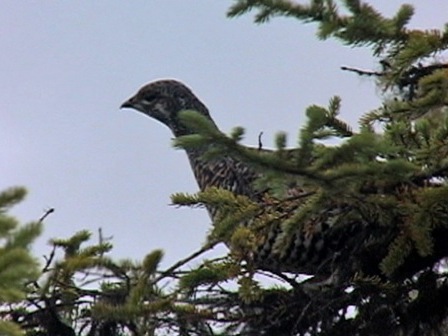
(120, 99), (134, 109)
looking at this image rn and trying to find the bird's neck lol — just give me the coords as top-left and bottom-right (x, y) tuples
(184, 148), (224, 221)
(170, 117), (220, 191)
(184, 147), (214, 191)
(171, 102), (222, 190)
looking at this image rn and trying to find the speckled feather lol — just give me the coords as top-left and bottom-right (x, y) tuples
(121, 79), (347, 275)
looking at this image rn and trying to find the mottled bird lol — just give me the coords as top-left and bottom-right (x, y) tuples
(120, 79), (352, 275)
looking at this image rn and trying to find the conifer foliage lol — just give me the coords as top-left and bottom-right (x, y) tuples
(0, 188), (41, 336)
(173, 1), (448, 334)
(6, 1), (448, 335)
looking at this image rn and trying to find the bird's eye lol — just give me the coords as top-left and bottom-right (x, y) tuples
(145, 93), (157, 101)
(141, 93), (157, 105)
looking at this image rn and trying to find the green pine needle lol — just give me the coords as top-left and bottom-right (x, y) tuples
(143, 249), (164, 275)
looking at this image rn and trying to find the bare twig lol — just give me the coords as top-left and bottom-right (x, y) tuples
(42, 246), (56, 273)
(258, 131), (264, 150)
(152, 241), (220, 284)
(258, 269), (301, 289)
(283, 191), (315, 202)
(39, 208), (55, 223)
(341, 65), (383, 77)
(98, 227), (113, 245)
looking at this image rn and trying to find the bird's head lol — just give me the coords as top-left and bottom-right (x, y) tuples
(120, 79), (213, 136)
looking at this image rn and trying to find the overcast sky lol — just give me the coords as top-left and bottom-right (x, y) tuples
(2, 1), (447, 268)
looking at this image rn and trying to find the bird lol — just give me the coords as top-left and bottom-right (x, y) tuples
(119, 80), (448, 336)
(120, 79), (363, 276)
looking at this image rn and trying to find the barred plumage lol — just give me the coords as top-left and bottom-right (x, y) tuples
(121, 79), (351, 275)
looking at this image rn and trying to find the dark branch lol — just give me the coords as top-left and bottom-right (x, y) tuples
(341, 65), (384, 77)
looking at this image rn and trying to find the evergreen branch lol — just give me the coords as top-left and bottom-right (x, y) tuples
(359, 107), (390, 131)
(175, 111), (327, 182)
(143, 249), (164, 276)
(326, 116), (353, 137)
(228, 0), (415, 56)
(380, 234), (413, 277)
(227, 0), (311, 23)
(0, 187), (27, 212)
(179, 264), (231, 291)
(412, 161), (448, 183)
(0, 320), (23, 336)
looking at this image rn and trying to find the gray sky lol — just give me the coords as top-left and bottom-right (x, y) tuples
(2, 1), (447, 268)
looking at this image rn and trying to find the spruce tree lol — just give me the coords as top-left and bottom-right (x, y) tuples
(0, 187), (42, 336)
(171, 1), (448, 335)
(8, 1), (448, 335)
